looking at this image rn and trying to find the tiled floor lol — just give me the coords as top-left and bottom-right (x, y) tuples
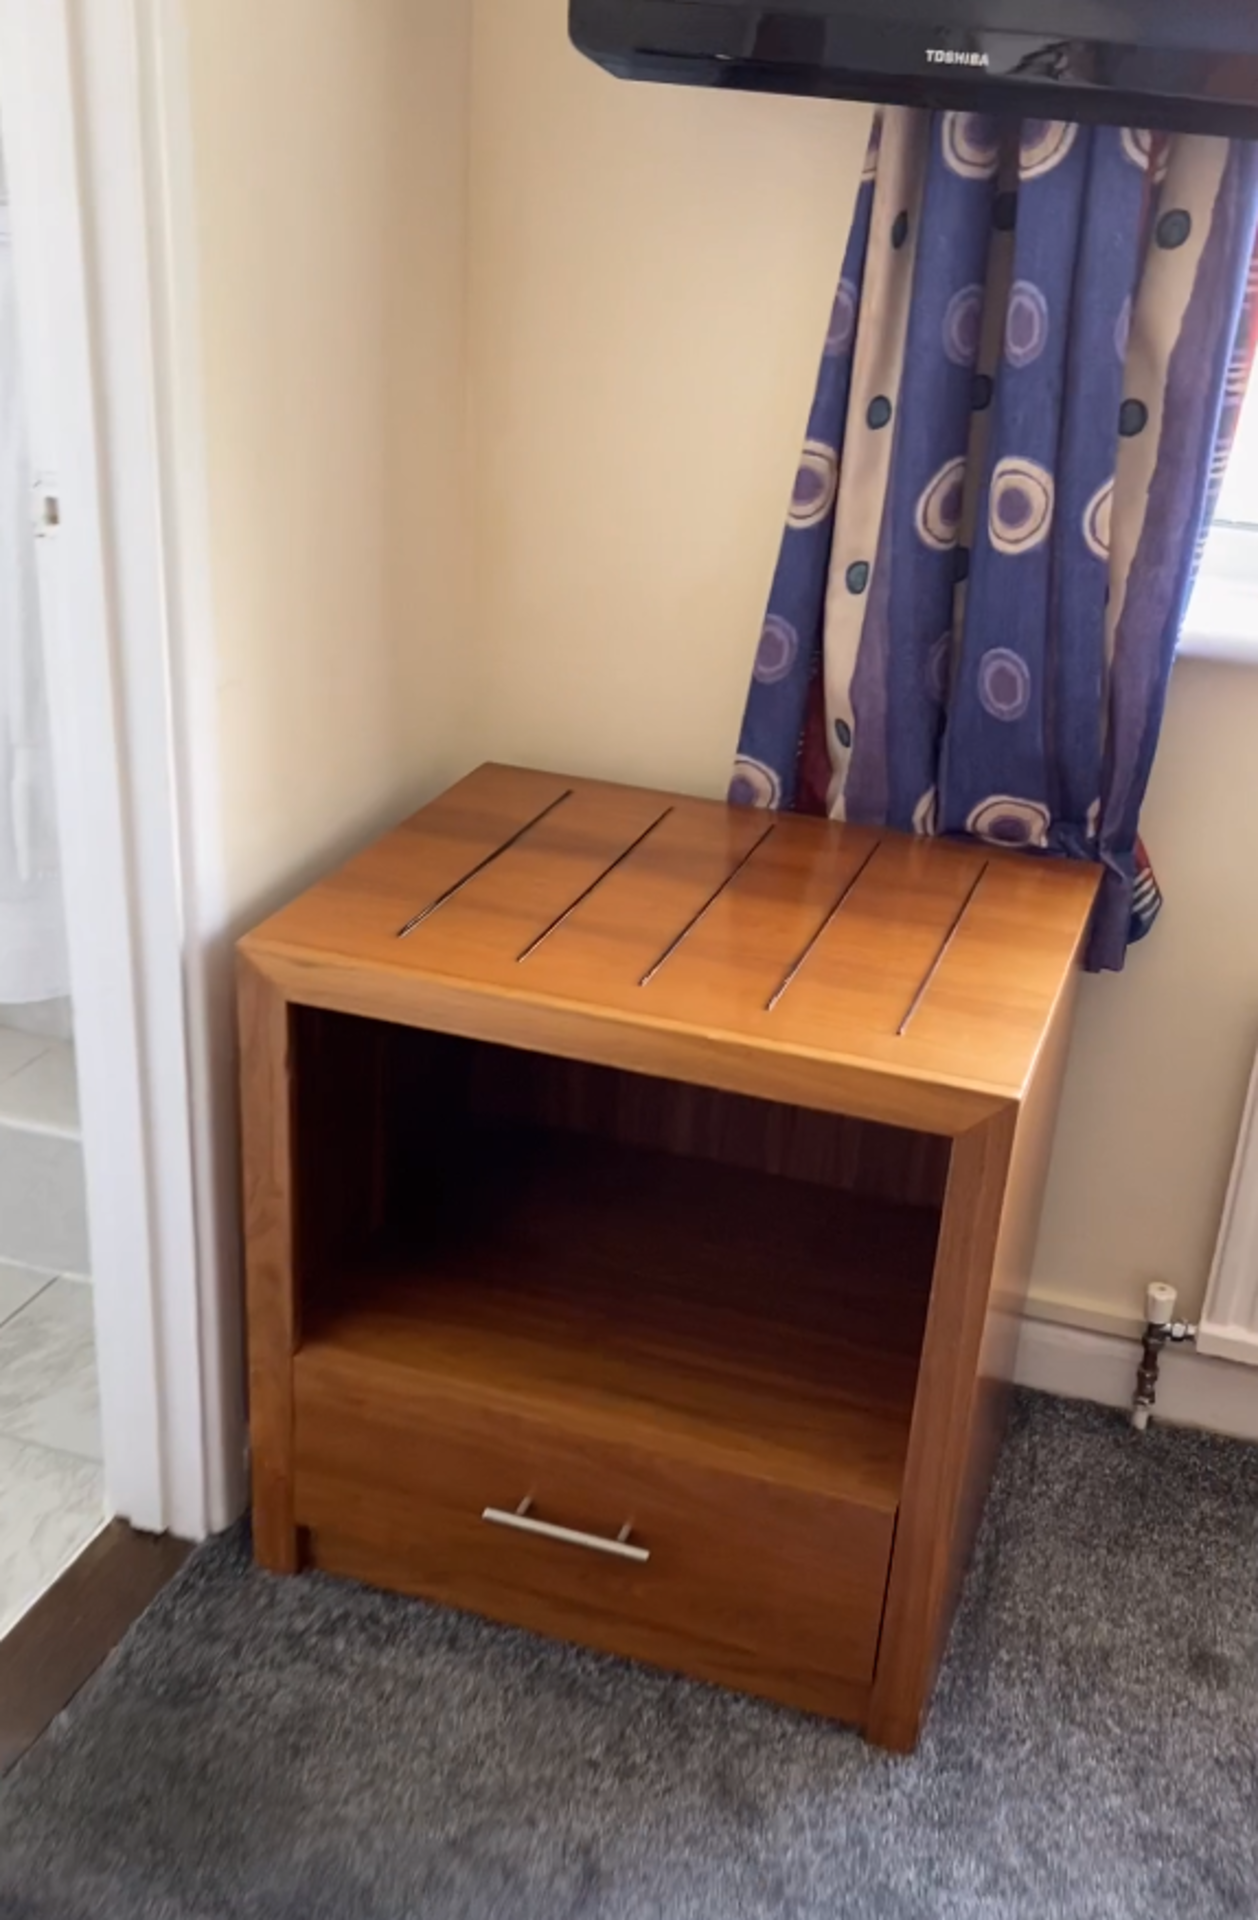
(0, 1027), (89, 1282)
(0, 1263), (104, 1638)
(0, 1027), (49, 1088)
(0, 1041), (80, 1135)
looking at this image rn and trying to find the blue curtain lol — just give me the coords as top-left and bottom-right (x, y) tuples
(731, 112), (1258, 970)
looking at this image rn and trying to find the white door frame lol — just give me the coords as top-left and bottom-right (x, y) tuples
(0, 0), (241, 1539)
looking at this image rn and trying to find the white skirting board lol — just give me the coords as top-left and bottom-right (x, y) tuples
(1015, 1319), (1258, 1444)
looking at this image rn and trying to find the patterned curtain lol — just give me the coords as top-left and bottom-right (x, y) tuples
(730, 111), (1258, 970)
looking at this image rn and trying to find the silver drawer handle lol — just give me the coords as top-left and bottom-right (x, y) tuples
(481, 1496), (650, 1564)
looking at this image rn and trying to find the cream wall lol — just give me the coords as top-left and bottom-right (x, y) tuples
(185, 0), (474, 929)
(468, 0), (870, 793)
(1032, 660), (1258, 1334)
(467, 0), (1258, 1332)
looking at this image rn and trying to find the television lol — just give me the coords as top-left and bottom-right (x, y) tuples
(570, 0), (1258, 135)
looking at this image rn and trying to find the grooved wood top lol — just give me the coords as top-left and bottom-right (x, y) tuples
(241, 763), (1100, 1122)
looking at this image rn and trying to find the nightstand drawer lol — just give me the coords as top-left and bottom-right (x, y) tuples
(293, 1348), (895, 1720)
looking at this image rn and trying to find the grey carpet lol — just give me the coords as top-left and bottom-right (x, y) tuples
(1, 1392), (1256, 1920)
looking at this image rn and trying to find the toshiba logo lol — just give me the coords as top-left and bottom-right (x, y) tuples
(926, 47), (990, 65)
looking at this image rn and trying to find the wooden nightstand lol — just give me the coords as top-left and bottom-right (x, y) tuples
(237, 763), (1099, 1751)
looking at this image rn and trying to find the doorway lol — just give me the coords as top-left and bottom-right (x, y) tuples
(0, 124), (103, 1634)
(0, 0), (243, 1576)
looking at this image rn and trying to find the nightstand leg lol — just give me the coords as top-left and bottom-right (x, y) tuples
(866, 1109), (1016, 1749)
(867, 968), (1080, 1750)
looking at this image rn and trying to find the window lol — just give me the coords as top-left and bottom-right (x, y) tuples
(1182, 377), (1258, 663)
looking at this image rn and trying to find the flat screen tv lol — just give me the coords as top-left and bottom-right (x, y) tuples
(570, 0), (1258, 135)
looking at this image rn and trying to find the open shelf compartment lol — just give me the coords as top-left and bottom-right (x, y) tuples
(290, 1009), (946, 1515)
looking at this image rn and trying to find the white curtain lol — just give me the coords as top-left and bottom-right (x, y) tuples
(0, 142), (68, 1004)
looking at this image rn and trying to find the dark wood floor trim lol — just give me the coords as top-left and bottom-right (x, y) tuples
(0, 1520), (190, 1774)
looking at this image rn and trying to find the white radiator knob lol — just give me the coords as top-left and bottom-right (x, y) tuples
(1146, 1281), (1177, 1328)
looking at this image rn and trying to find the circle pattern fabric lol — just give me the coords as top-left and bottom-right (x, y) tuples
(943, 285), (984, 368)
(988, 457), (1055, 554)
(729, 757), (782, 810)
(942, 112), (1000, 180)
(826, 280), (858, 358)
(977, 648), (1033, 722)
(966, 795), (1052, 848)
(1005, 282), (1050, 369)
(915, 457), (967, 551)
(1157, 209), (1192, 250)
(730, 106), (1217, 969)
(788, 441), (838, 529)
(753, 616), (798, 685)
(1083, 479), (1113, 561)
(1019, 120), (1078, 180)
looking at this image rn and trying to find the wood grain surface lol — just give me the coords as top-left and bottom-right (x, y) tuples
(240, 763), (1100, 1134)
(457, 1042), (951, 1208)
(237, 761), (1099, 1749)
(866, 955), (1091, 1749)
(304, 1524), (872, 1728)
(0, 1523), (189, 1775)
(237, 955), (300, 1573)
(296, 1362), (891, 1719)
(296, 1132), (936, 1507)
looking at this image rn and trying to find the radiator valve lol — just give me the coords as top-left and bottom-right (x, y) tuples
(1132, 1281), (1197, 1431)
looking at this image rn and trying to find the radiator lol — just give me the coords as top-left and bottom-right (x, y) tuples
(1198, 1047), (1258, 1367)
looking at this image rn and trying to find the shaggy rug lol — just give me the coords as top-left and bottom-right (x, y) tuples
(0, 1392), (1255, 1919)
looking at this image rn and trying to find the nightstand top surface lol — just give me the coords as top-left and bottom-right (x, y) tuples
(240, 763), (1100, 1129)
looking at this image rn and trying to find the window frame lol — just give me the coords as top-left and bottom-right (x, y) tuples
(1181, 524), (1258, 664)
